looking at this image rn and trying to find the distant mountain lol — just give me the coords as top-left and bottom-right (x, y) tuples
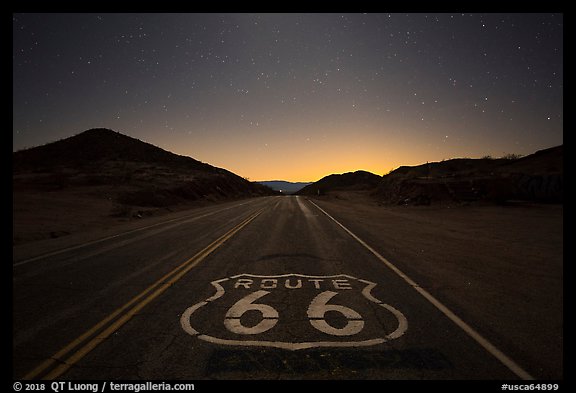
(257, 181), (313, 194)
(297, 170), (381, 196)
(13, 128), (276, 207)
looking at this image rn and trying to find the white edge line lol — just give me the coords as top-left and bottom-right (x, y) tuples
(307, 199), (535, 381)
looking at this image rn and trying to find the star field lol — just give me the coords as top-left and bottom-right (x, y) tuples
(13, 13), (563, 181)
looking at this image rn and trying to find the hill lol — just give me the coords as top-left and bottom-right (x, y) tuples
(297, 170), (381, 196)
(296, 146), (562, 205)
(13, 128), (215, 173)
(13, 128), (276, 244)
(257, 181), (312, 194)
(375, 145), (562, 205)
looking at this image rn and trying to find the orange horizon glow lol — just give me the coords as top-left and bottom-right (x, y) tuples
(13, 14), (563, 184)
(153, 120), (551, 183)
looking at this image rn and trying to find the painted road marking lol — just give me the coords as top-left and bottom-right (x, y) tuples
(180, 273), (408, 350)
(224, 290), (280, 335)
(22, 209), (263, 380)
(307, 291), (364, 336)
(307, 199), (535, 380)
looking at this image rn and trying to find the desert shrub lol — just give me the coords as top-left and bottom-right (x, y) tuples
(501, 153), (524, 160)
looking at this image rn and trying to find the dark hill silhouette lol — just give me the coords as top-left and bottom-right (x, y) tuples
(377, 145), (563, 205)
(296, 146), (562, 205)
(13, 128), (276, 210)
(297, 170), (381, 196)
(13, 128), (277, 244)
(389, 145), (562, 179)
(497, 145), (562, 175)
(13, 128), (216, 173)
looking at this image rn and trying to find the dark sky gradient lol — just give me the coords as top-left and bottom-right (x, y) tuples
(13, 13), (563, 181)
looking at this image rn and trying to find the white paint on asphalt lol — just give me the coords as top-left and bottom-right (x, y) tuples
(224, 290), (279, 335)
(196, 335), (389, 350)
(307, 290), (364, 336)
(180, 273), (407, 350)
(308, 199), (535, 380)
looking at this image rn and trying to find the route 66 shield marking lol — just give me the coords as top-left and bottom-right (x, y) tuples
(180, 273), (408, 350)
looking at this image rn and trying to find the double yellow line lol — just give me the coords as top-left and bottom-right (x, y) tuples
(23, 209), (263, 380)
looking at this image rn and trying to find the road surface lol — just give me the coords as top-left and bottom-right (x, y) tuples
(14, 196), (537, 380)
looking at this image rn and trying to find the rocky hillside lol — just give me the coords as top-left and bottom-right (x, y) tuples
(374, 145), (563, 205)
(13, 128), (276, 206)
(296, 146), (562, 205)
(297, 170), (381, 196)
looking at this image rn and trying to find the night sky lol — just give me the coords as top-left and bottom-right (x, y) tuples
(13, 13), (563, 182)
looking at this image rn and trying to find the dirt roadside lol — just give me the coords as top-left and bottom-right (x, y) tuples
(12, 186), (256, 262)
(309, 192), (563, 380)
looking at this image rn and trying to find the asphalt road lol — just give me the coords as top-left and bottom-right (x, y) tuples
(14, 196), (534, 380)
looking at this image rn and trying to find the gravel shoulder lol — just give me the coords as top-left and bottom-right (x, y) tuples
(310, 192), (563, 379)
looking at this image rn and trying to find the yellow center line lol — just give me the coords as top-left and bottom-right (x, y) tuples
(23, 209), (263, 380)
